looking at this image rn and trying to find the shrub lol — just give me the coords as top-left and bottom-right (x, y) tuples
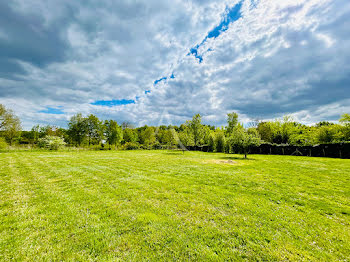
(121, 142), (140, 150)
(0, 137), (8, 150)
(38, 136), (66, 150)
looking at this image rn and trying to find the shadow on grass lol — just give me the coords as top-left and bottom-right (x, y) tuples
(163, 152), (185, 155)
(220, 156), (256, 161)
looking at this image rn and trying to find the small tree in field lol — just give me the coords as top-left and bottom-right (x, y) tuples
(228, 126), (261, 158)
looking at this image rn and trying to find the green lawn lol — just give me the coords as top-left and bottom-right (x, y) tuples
(0, 150), (349, 261)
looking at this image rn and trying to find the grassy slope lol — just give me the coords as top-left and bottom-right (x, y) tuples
(0, 150), (349, 261)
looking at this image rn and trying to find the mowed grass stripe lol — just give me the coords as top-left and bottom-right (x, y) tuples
(0, 151), (349, 261)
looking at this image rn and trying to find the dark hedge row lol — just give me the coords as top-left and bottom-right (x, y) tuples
(187, 143), (350, 159)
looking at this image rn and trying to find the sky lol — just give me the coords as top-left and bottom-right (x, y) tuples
(0, 0), (350, 130)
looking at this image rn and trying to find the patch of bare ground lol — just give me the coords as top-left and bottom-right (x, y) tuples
(205, 159), (238, 165)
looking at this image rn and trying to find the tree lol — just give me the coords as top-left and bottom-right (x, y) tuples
(140, 126), (156, 146)
(316, 125), (343, 144)
(340, 113), (350, 126)
(31, 125), (40, 145)
(214, 131), (226, 152)
(4, 115), (22, 145)
(227, 125), (261, 158)
(122, 122), (134, 130)
(0, 137), (8, 150)
(0, 104), (22, 145)
(123, 128), (138, 143)
(188, 114), (204, 146)
(86, 114), (103, 146)
(178, 127), (194, 147)
(226, 112), (238, 134)
(339, 113), (350, 141)
(257, 122), (274, 143)
(104, 120), (123, 149)
(67, 113), (87, 146)
(0, 104), (13, 130)
(208, 132), (215, 152)
(201, 126), (212, 146)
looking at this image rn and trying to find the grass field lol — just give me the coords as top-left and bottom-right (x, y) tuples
(0, 150), (349, 261)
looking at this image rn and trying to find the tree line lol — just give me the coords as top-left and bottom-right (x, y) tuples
(1, 104), (350, 156)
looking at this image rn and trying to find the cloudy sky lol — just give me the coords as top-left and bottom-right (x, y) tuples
(0, 0), (349, 129)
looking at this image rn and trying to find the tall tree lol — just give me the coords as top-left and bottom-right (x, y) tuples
(188, 114), (204, 146)
(104, 120), (123, 149)
(4, 115), (21, 145)
(123, 128), (138, 143)
(0, 104), (22, 145)
(226, 112), (238, 134)
(86, 114), (103, 146)
(340, 113), (350, 126)
(339, 113), (350, 141)
(67, 113), (87, 146)
(140, 126), (156, 146)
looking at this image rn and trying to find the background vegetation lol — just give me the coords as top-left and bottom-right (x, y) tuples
(1, 104), (350, 155)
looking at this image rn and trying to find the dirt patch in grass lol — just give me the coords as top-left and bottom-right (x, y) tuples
(206, 159), (238, 165)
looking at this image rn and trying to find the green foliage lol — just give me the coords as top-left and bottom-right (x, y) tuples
(0, 104), (22, 145)
(288, 126), (317, 146)
(104, 120), (123, 148)
(339, 113), (350, 126)
(67, 113), (88, 146)
(123, 128), (138, 143)
(227, 125), (261, 158)
(316, 125), (344, 143)
(38, 136), (66, 150)
(86, 114), (104, 145)
(340, 114), (350, 141)
(214, 131), (226, 152)
(0, 137), (8, 150)
(257, 122), (275, 143)
(5, 105), (350, 150)
(156, 128), (176, 147)
(178, 126), (194, 147)
(188, 114), (204, 146)
(208, 133), (215, 152)
(121, 142), (140, 150)
(30, 125), (40, 144)
(139, 126), (156, 146)
(226, 112), (238, 134)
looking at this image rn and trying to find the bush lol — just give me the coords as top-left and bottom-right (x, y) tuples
(0, 137), (8, 150)
(121, 142), (140, 150)
(38, 136), (66, 150)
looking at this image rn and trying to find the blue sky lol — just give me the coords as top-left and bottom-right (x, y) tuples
(0, 0), (350, 129)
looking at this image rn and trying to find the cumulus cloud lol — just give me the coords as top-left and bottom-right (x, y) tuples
(0, 0), (349, 129)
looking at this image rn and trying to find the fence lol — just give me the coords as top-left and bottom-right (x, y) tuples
(186, 143), (350, 159)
